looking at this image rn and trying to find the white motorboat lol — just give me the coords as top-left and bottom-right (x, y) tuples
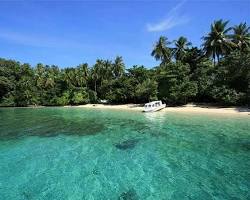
(143, 101), (166, 112)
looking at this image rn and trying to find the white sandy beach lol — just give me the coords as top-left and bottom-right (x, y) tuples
(65, 104), (250, 116)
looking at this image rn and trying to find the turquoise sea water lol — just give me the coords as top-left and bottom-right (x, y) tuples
(0, 108), (249, 200)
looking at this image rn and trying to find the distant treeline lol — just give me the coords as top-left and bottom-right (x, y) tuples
(0, 20), (249, 107)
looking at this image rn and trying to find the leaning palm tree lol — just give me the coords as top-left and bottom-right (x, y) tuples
(231, 22), (250, 52)
(151, 36), (172, 64)
(173, 36), (192, 61)
(202, 19), (232, 66)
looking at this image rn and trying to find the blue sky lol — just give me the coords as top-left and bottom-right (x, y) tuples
(0, 0), (249, 68)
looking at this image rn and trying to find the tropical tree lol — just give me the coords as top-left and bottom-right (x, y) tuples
(91, 63), (100, 93)
(135, 79), (158, 102)
(151, 36), (172, 64)
(173, 36), (192, 61)
(0, 59), (19, 103)
(203, 19), (232, 65)
(103, 60), (113, 80)
(231, 22), (250, 52)
(91, 59), (105, 93)
(72, 88), (89, 105)
(63, 68), (77, 88)
(113, 56), (125, 78)
(45, 66), (58, 88)
(77, 63), (89, 88)
(156, 62), (198, 105)
(1, 19), (249, 107)
(182, 47), (207, 73)
(127, 65), (149, 83)
(15, 63), (38, 106)
(213, 50), (250, 105)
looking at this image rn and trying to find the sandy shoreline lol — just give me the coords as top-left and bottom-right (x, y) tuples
(64, 104), (250, 116)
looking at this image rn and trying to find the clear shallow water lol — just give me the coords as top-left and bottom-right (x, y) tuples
(0, 108), (249, 200)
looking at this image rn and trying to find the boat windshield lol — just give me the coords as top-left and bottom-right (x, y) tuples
(145, 101), (163, 108)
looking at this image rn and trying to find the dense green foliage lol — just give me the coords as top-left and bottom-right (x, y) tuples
(0, 20), (250, 106)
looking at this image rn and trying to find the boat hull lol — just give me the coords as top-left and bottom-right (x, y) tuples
(143, 104), (166, 112)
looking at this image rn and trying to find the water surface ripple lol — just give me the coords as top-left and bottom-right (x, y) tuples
(0, 108), (249, 200)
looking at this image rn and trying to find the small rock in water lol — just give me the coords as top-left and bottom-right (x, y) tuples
(118, 189), (139, 200)
(22, 191), (31, 200)
(92, 168), (100, 175)
(115, 139), (139, 150)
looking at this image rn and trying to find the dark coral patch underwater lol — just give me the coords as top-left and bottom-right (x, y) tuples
(114, 139), (140, 150)
(118, 188), (139, 200)
(0, 117), (106, 140)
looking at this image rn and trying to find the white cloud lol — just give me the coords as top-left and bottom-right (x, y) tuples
(146, 0), (190, 32)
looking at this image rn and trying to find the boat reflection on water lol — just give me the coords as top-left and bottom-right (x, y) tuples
(144, 110), (166, 123)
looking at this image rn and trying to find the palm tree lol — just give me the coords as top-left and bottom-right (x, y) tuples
(92, 60), (103, 93)
(77, 63), (89, 88)
(45, 69), (56, 88)
(64, 68), (76, 88)
(202, 19), (232, 65)
(231, 22), (250, 52)
(173, 36), (192, 61)
(103, 60), (113, 80)
(34, 63), (46, 89)
(78, 63), (89, 78)
(113, 56), (125, 78)
(151, 36), (172, 64)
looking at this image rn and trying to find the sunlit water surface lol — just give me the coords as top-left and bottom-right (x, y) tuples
(0, 108), (249, 200)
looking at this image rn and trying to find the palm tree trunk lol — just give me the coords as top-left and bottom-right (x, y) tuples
(217, 54), (220, 63)
(213, 53), (216, 67)
(94, 80), (97, 93)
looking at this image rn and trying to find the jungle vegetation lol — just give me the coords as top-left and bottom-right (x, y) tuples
(0, 20), (249, 107)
